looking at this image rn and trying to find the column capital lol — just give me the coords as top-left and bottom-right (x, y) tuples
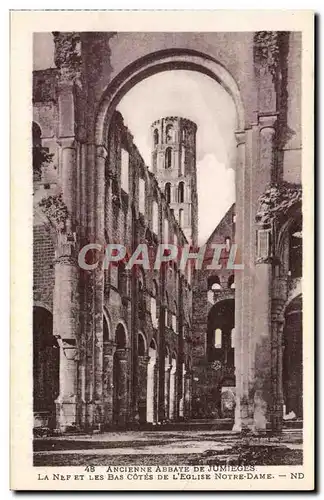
(235, 130), (246, 146)
(258, 113), (278, 131)
(57, 137), (76, 150)
(96, 144), (108, 159)
(103, 341), (117, 356)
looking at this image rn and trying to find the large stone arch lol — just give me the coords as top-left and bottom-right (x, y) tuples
(95, 49), (245, 145)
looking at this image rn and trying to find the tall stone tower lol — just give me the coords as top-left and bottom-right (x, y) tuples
(151, 116), (198, 245)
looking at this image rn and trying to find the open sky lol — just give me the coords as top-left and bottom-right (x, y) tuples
(34, 33), (236, 244)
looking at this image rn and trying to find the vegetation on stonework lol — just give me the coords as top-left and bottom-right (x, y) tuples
(38, 194), (69, 231)
(256, 182), (302, 225)
(33, 146), (54, 179)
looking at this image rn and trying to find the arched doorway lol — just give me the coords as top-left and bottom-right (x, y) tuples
(205, 299), (235, 418)
(146, 339), (157, 424)
(33, 306), (59, 428)
(283, 295), (303, 419)
(113, 323), (128, 426)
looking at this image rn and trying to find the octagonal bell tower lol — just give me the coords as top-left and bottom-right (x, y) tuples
(151, 116), (198, 246)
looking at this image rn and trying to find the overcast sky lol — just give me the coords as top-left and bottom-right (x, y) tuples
(34, 33), (236, 244)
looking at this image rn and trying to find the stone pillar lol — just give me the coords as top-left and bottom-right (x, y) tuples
(179, 364), (186, 418)
(169, 359), (177, 420)
(138, 356), (149, 424)
(147, 356), (156, 424)
(103, 341), (116, 426)
(54, 128), (80, 433)
(114, 348), (129, 427)
(184, 371), (192, 419)
(54, 253), (79, 431)
(271, 278), (287, 431)
(252, 115), (277, 431)
(233, 130), (252, 431)
(164, 362), (171, 420)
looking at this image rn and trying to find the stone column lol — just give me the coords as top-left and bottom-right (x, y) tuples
(114, 348), (129, 427)
(233, 130), (252, 431)
(179, 364), (186, 418)
(138, 356), (149, 424)
(54, 252), (79, 431)
(271, 278), (287, 431)
(146, 356), (156, 424)
(103, 341), (116, 426)
(164, 362), (171, 421)
(54, 134), (80, 433)
(169, 360), (177, 420)
(184, 371), (192, 419)
(91, 145), (108, 428)
(252, 115), (277, 430)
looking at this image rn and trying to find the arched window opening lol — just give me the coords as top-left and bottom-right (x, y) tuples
(179, 208), (184, 227)
(116, 324), (127, 350)
(33, 122), (42, 147)
(165, 124), (174, 143)
(118, 261), (127, 296)
(139, 177), (145, 214)
(228, 274), (235, 289)
(152, 201), (158, 234)
(165, 292), (169, 327)
(165, 147), (172, 169)
(178, 182), (185, 203)
(138, 333), (146, 356)
(153, 128), (159, 146)
(138, 270), (145, 317)
(180, 145), (185, 175)
(151, 280), (158, 329)
(207, 299), (234, 365)
(164, 218), (169, 243)
(172, 301), (177, 333)
(165, 182), (171, 203)
(214, 328), (222, 348)
(103, 315), (109, 342)
(121, 148), (129, 193)
(32, 122), (51, 180)
(289, 219), (302, 278)
(225, 236), (231, 252)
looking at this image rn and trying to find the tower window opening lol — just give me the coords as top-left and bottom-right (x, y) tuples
(178, 182), (185, 203)
(179, 208), (184, 227)
(165, 148), (172, 169)
(153, 128), (159, 146)
(165, 124), (174, 143)
(165, 182), (171, 203)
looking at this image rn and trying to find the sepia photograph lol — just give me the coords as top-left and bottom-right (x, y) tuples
(10, 10), (314, 490)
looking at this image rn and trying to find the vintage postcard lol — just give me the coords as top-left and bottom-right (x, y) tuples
(10, 10), (314, 491)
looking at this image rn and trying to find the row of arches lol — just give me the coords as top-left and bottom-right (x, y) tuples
(165, 181), (185, 204)
(33, 307), (190, 428)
